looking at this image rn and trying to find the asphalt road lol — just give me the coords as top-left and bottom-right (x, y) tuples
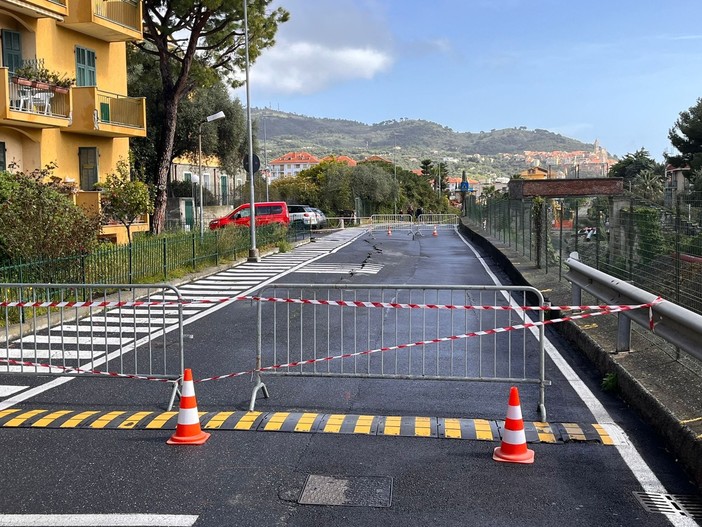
(0, 227), (699, 527)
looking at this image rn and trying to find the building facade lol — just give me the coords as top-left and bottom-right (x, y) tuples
(269, 151), (319, 180)
(0, 0), (147, 244)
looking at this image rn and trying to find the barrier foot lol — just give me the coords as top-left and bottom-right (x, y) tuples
(166, 379), (180, 411)
(249, 376), (269, 411)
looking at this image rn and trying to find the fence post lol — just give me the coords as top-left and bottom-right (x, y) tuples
(628, 198), (635, 282)
(192, 231), (196, 271)
(162, 237), (168, 281)
(543, 200), (548, 273)
(128, 243), (133, 284)
(215, 229), (219, 267)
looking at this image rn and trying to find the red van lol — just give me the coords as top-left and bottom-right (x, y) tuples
(209, 201), (290, 230)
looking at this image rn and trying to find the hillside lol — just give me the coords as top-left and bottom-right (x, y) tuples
(252, 109), (596, 175)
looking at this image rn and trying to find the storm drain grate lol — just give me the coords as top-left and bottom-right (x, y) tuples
(298, 475), (392, 507)
(633, 491), (702, 520)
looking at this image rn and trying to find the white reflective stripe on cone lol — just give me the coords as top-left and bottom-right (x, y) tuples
(176, 407), (200, 425)
(181, 382), (195, 397)
(506, 405), (522, 419)
(502, 428), (527, 445)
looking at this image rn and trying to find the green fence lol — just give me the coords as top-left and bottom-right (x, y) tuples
(465, 194), (702, 316)
(0, 223), (310, 285)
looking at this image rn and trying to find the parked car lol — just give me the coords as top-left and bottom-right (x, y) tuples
(312, 208), (327, 228)
(209, 201), (290, 230)
(288, 204), (318, 227)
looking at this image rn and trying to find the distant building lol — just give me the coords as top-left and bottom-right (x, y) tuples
(664, 164), (691, 208)
(519, 166), (550, 180)
(321, 155), (357, 166)
(363, 155), (391, 163)
(170, 156), (240, 206)
(269, 151), (320, 179)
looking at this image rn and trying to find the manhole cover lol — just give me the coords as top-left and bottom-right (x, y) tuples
(633, 491), (702, 520)
(298, 475), (392, 507)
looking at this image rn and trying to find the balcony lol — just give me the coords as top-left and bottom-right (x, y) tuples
(0, 70), (71, 130)
(61, 0), (142, 42)
(68, 86), (146, 138)
(2, 0), (68, 19)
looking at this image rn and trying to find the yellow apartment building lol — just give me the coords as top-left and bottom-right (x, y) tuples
(0, 0), (147, 244)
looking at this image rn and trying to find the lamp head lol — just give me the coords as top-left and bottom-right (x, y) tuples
(206, 111), (226, 122)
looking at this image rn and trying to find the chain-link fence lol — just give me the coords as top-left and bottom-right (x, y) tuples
(465, 194), (702, 316)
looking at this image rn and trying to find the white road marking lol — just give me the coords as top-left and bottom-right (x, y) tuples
(294, 262), (383, 275)
(0, 514), (198, 526)
(0, 385), (27, 397)
(458, 231), (697, 527)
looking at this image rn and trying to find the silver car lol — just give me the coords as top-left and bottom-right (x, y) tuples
(288, 204), (318, 227)
(311, 208), (327, 228)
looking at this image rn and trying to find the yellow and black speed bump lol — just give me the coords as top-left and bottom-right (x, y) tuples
(0, 408), (616, 445)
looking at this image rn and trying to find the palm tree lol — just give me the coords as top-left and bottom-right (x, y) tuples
(633, 168), (664, 202)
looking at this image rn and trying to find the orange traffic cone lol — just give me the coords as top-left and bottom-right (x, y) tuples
(493, 386), (534, 464)
(432, 225), (438, 237)
(167, 368), (210, 445)
(387, 226), (392, 236)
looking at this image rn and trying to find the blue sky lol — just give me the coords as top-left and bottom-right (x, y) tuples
(236, 0), (702, 159)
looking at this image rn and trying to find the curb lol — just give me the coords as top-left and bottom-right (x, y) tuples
(459, 221), (702, 489)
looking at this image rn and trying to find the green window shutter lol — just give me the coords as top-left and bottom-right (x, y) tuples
(2, 30), (22, 72)
(99, 102), (110, 122)
(75, 46), (96, 87)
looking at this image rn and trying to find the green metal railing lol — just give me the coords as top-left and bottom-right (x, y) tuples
(0, 223), (309, 285)
(465, 194), (702, 316)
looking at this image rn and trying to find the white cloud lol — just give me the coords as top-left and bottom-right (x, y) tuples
(248, 42), (392, 95)
(233, 0), (394, 96)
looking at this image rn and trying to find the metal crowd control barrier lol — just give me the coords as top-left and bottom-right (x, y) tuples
(415, 214), (459, 235)
(0, 283), (184, 409)
(369, 214), (460, 238)
(369, 214), (414, 236)
(250, 283), (549, 420)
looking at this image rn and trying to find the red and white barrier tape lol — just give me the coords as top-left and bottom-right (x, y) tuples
(0, 295), (664, 313)
(0, 303), (649, 382)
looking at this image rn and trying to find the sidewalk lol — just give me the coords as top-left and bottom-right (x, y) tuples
(459, 218), (702, 490)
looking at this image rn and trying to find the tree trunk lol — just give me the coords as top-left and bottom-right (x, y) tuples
(151, 97), (180, 234)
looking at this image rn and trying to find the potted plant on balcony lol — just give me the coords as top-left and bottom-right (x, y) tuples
(12, 65), (74, 92)
(47, 71), (75, 94)
(12, 65), (37, 87)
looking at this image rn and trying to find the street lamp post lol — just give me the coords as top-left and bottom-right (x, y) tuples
(393, 133), (397, 215)
(243, 0), (259, 262)
(198, 110), (226, 236)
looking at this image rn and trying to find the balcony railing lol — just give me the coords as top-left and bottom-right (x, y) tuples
(96, 90), (144, 129)
(93, 0), (140, 32)
(8, 73), (70, 119)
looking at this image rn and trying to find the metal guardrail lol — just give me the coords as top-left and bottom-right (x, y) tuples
(566, 253), (702, 360)
(249, 283), (549, 420)
(369, 214), (460, 238)
(0, 283), (184, 409)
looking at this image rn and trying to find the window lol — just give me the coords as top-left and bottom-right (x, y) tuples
(79, 147), (98, 190)
(183, 171), (192, 183)
(203, 173), (210, 190)
(2, 31), (22, 72)
(0, 142), (6, 172)
(75, 46), (96, 86)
